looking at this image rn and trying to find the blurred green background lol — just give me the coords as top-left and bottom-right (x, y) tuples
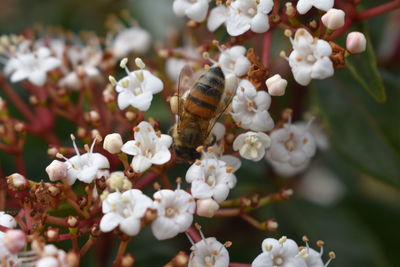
(1, 0), (400, 266)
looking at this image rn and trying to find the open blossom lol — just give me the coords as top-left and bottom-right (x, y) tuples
(121, 121), (172, 173)
(287, 28), (334, 86)
(266, 123), (316, 177)
(186, 158), (237, 203)
(233, 131), (271, 161)
(100, 189), (153, 236)
(35, 244), (71, 267)
(173, 0), (209, 22)
(296, 0), (334, 14)
(252, 237), (308, 267)
(109, 27), (151, 58)
(165, 45), (201, 82)
(231, 79), (274, 131)
(5, 46), (60, 86)
(151, 189), (196, 240)
(63, 136), (110, 185)
(59, 43), (103, 90)
(0, 212), (17, 259)
(113, 58), (163, 111)
(208, 0), (274, 36)
(188, 237), (230, 267)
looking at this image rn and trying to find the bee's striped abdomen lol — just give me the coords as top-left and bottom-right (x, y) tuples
(184, 66), (225, 119)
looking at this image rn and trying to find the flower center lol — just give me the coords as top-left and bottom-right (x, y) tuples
(133, 86), (143, 96)
(206, 175), (216, 187)
(273, 256), (284, 266)
(284, 133), (296, 152)
(306, 54), (316, 64)
(165, 207), (178, 217)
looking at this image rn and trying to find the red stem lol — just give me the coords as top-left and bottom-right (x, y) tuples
(14, 153), (26, 176)
(186, 226), (201, 243)
(262, 30), (272, 69)
(357, 0), (400, 20)
(1, 81), (36, 123)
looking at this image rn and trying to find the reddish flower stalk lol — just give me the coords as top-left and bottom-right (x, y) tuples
(262, 30), (272, 69)
(357, 0), (400, 20)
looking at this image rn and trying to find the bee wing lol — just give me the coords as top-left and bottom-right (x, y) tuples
(204, 79), (238, 140)
(176, 65), (197, 132)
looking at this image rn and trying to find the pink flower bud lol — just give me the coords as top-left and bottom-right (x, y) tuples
(321, 8), (345, 30)
(196, 198), (219, 218)
(103, 133), (123, 154)
(346, 32), (367, 54)
(266, 74), (287, 96)
(3, 230), (26, 254)
(45, 160), (68, 182)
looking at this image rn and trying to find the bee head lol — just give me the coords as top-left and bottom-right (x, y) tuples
(174, 146), (201, 162)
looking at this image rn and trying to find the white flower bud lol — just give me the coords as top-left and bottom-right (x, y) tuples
(106, 171), (132, 191)
(103, 133), (123, 154)
(7, 173), (28, 190)
(45, 160), (68, 181)
(3, 229), (26, 254)
(266, 74), (288, 96)
(346, 32), (367, 54)
(196, 198), (220, 218)
(321, 8), (345, 30)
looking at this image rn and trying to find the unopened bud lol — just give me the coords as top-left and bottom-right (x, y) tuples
(103, 133), (123, 154)
(321, 8), (345, 30)
(45, 227), (60, 242)
(346, 31), (367, 54)
(266, 74), (287, 96)
(285, 2), (295, 16)
(45, 160), (68, 182)
(169, 95), (179, 115)
(106, 171), (132, 191)
(89, 110), (100, 122)
(3, 230), (26, 253)
(67, 216), (79, 228)
(7, 173), (28, 190)
(66, 251), (80, 266)
(196, 198), (219, 218)
(121, 253), (135, 267)
(264, 219), (278, 232)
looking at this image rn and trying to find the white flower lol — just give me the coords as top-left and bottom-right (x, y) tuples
(151, 189), (195, 240)
(346, 32), (367, 54)
(121, 121), (172, 173)
(114, 58), (163, 111)
(208, 0), (274, 36)
(59, 43), (103, 90)
(287, 28), (334, 86)
(266, 74), (287, 96)
(233, 131), (271, 161)
(252, 237), (307, 267)
(297, 163), (345, 206)
(186, 158), (237, 203)
(173, 0), (209, 22)
(296, 0), (334, 14)
(45, 160), (68, 182)
(266, 123), (316, 177)
(321, 8), (345, 30)
(219, 46), (251, 77)
(231, 79), (274, 131)
(100, 189), (153, 236)
(64, 136), (110, 185)
(36, 244), (70, 267)
(110, 27), (151, 58)
(0, 211), (17, 259)
(5, 47), (60, 86)
(188, 237), (229, 267)
(165, 45), (201, 82)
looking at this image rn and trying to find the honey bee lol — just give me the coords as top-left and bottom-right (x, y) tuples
(170, 65), (233, 161)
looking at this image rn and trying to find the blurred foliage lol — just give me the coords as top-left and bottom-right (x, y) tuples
(1, 0), (400, 267)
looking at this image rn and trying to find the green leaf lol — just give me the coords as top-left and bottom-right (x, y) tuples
(312, 70), (400, 187)
(345, 22), (386, 103)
